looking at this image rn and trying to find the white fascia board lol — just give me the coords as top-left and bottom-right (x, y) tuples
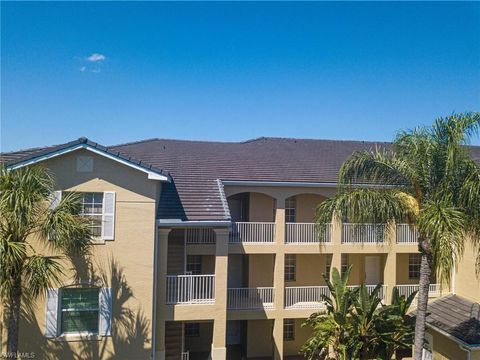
(221, 180), (393, 189)
(156, 219), (231, 228)
(8, 144), (170, 182)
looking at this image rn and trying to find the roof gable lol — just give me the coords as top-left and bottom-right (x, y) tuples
(3, 137), (170, 182)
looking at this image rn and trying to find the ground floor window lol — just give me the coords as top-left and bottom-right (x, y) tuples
(283, 319), (295, 341)
(60, 287), (99, 334)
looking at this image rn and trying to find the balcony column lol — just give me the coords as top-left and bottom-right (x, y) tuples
(331, 214), (342, 280)
(274, 197), (286, 310)
(211, 228), (229, 360)
(155, 228), (171, 360)
(273, 317), (284, 360)
(384, 252), (397, 304)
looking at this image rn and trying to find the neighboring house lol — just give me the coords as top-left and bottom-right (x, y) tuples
(0, 136), (478, 360)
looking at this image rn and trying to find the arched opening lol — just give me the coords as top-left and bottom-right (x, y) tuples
(227, 192), (276, 222)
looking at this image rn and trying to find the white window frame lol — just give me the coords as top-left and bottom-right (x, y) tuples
(79, 192), (104, 238)
(283, 319), (295, 341)
(285, 254), (296, 282)
(285, 196), (296, 223)
(409, 253), (422, 279)
(59, 286), (100, 336)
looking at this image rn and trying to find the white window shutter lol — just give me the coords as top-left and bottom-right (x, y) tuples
(99, 288), (112, 336)
(49, 191), (62, 210)
(101, 192), (116, 240)
(45, 288), (59, 338)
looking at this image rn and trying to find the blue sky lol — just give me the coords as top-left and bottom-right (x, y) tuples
(2, 1), (479, 152)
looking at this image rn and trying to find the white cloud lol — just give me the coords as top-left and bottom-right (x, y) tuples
(87, 53), (106, 62)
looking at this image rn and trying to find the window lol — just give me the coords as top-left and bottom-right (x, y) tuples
(325, 254), (333, 279)
(80, 192), (104, 237)
(285, 196), (296, 223)
(341, 254), (349, 275)
(184, 323), (200, 337)
(283, 319), (295, 341)
(60, 287), (99, 334)
(285, 254), (296, 282)
(409, 253), (421, 279)
(186, 255), (202, 275)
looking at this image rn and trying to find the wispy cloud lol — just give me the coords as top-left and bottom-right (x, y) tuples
(78, 53), (107, 73)
(87, 53), (106, 62)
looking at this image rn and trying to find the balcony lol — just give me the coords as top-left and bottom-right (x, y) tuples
(229, 222), (276, 244)
(347, 285), (387, 301)
(285, 223), (332, 244)
(227, 287), (275, 310)
(285, 286), (330, 309)
(396, 284), (442, 298)
(342, 223), (386, 244)
(396, 224), (419, 244)
(166, 275), (215, 304)
(185, 228), (215, 244)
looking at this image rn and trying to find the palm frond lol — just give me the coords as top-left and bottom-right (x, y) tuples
(22, 255), (64, 297)
(316, 188), (417, 225)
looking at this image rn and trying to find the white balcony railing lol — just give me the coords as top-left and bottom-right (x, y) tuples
(285, 223), (332, 244)
(396, 284), (441, 298)
(285, 286), (330, 309)
(342, 223), (386, 244)
(185, 228), (215, 244)
(396, 224), (419, 244)
(229, 222), (275, 244)
(347, 285), (387, 300)
(181, 352), (189, 360)
(227, 287), (275, 310)
(166, 275), (215, 304)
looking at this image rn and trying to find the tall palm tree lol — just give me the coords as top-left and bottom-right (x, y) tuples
(315, 113), (480, 359)
(0, 165), (92, 358)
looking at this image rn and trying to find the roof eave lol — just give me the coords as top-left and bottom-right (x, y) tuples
(6, 141), (171, 182)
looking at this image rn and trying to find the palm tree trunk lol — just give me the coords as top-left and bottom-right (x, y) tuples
(6, 275), (22, 360)
(413, 241), (433, 360)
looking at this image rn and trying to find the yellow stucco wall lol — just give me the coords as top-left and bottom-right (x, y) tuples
(246, 320), (273, 358)
(427, 328), (470, 360)
(283, 318), (311, 357)
(455, 240), (480, 303)
(249, 193), (276, 222)
(285, 254), (326, 286)
(248, 254), (275, 287)
(295, 194), (326, 223)
(13, 149), (159, 360)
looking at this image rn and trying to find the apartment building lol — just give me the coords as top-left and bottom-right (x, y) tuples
(1, 136), (479, 360)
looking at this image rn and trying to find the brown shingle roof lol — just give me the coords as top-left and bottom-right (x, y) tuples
(3, 137), (480, 221)
(422, 295), (480, 346)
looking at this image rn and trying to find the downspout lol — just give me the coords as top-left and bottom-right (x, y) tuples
(459, 345), (471, 360)
(451, 247), (456, 295)
(151, 223), (159, 360)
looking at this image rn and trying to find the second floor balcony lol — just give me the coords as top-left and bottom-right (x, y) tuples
(166, 274), (215, 305)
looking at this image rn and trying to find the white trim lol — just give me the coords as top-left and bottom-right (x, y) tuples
(151, 224), (159, 360)
(220, 180), (394, 188)
(8, 144), (170, 182)
(157, 219), (231, 228)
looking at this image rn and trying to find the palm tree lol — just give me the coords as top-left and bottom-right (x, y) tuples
(301, 268), (415, 360)
(315, 113), (480, 359)
(0, 165), (92, 358)
(301, 266), (356, 360)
